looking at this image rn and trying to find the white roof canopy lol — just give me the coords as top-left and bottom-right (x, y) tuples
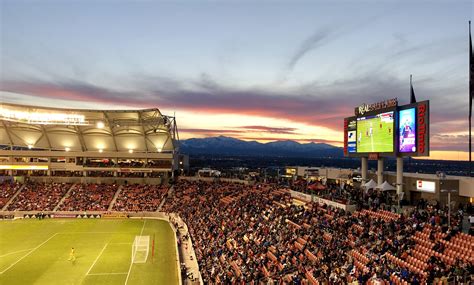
(0, 103), (178, 154)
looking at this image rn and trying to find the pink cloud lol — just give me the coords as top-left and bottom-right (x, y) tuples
(1, 78), (470, 152)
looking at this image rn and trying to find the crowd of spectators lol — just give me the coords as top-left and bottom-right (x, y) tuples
(0, 181), (22, 209)
(7, 182), (71, 211)
(290, 180), (395, 210)
(87, 171), (115, 177)
(51, 171), (84, 177)
(58, 183), (118, 211)
(117, 172), (145, 178)
(113, 184), (168, 212)
(82, 159), (171, 169)
(163, 180), (473, 284)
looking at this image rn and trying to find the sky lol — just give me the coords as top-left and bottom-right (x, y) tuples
(0, 0), (473, 161)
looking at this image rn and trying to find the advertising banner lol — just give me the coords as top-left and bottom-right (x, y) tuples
(416, 101), (429, 156)
(52, 214), (77, 218)
(398, 108), (416, 153)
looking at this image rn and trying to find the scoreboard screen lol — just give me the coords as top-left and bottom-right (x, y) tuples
(343, 99), (428, 157)
(356, 111), (394, 153)
(398, 108), (416, 153)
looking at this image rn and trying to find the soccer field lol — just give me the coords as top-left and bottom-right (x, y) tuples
(356, 113), (394, 153)
(0, 218), (179, 285)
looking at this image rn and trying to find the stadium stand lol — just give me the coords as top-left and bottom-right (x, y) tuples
(58, 183), (118, 211)
(163, 180), (473, 284)
(112, 184), (168, 212)
(0, 181), (22, 209)
(7, 182), (71, 211)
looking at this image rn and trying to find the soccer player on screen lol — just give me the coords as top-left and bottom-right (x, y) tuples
(401, 119), (412, 146)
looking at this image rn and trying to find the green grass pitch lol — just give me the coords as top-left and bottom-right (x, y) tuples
(0, 219), (179, 285)
(356, 115), (394, 153)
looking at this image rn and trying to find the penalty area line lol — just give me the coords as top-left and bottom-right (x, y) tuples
(0, 248), (35, 258)
(86, 243), (109, 276)
(0, 233), (59, 275)
(87, 272), (128, 276)
(58, 232), (137, 234)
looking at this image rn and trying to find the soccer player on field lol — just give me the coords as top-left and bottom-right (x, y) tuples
(68, 247), (76, 261)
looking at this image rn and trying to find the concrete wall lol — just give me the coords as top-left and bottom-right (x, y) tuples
(288, 190), (357, 212)
(178, 176), (251, 185)
(318, 168), (354, 180)
(384, 173), (469, 207)
(459, 178), (474, 198)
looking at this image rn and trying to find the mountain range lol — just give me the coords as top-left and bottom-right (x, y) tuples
(179, 136), (343, 158)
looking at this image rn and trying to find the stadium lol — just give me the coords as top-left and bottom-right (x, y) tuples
(0, 102), (473, 285)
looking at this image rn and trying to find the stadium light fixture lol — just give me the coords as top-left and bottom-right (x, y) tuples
(0, 107), (86, 125)
(128, 149), (134, 153)
(0, 165), (48, 170)
(65, 147), (71, 152)
(97, 121), (105, 129)
(28, 144), (33, 149)
(99, 149), (103, 153)
(157, 148), (162, 153)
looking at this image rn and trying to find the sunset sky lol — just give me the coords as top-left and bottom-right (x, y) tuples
(1, 0), (473, 161)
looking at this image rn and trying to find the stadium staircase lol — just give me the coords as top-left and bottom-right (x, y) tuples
(169, 213), (202, 284)
(1, 183), (26, 211)
(157, 185), (173, 212)
(107, 185), (123, 211)
(53, 183), (77, 211)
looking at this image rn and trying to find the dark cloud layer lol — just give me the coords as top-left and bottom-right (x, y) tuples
(0, 70), (469, 152)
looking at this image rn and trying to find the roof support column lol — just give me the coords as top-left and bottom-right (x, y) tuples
(138, 111), (149, 153)
(74, 125), (88, 151)
(1, 121), (14, 149)
(41, 125), (52, 150)
(103, 112), (118, 151)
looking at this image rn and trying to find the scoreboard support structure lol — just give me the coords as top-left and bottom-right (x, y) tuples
(377, 158), (384, 186)
(361, 157), (368, 184)
(396, 157), (404, 196)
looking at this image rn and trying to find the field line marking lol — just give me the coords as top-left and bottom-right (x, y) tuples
(109, 243), (132, 245)
(87, 272), (128, 276)
(139, 220), (146, 235)
(371, 129), (374, 152)
(86, 243), (109, 276)
(0, 248), (35, 258)
(124, 219), (146, 285)
(0, 233), (58, 275)
(58, 232), (137, 234)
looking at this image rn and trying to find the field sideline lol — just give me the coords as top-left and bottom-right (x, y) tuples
(0, 219), (179, 285)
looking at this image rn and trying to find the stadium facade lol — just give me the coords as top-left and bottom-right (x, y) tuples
(0, 103), (183, 182)
(285, 166), (474, 206)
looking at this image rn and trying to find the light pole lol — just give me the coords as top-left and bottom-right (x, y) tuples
(395, 182), (404, 212)
(438, 171), (458, 228)
(440, 189), (457, 228)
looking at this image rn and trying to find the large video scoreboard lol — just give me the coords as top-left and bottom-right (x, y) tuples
(344, 98), (429, 157)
